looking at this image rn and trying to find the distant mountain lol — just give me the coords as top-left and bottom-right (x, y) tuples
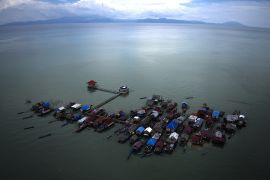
(220, 21), (246, 27)
(2, 16), (247, 28)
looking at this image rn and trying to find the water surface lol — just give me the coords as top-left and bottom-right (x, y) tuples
(0, 23), (270, 180)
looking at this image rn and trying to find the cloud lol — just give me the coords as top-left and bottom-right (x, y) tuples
(0, 0), (270, 27)
(0, 0), (33, 10)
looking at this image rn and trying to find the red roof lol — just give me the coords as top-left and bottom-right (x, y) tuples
(88, 80), (96, 85)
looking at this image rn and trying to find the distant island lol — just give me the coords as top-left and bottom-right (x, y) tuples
(2, 16), (247, 28)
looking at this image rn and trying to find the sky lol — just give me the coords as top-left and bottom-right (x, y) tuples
(0, 0), (270, 27)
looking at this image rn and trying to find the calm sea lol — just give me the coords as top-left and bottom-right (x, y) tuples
(0, 23), (269, 180)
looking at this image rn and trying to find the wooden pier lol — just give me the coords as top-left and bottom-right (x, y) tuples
(93, 94), (121, 109)
(88, 81), (129, 109)
(92, 87), (119, 95)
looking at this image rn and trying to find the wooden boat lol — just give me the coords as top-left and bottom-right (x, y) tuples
(191, 132), (203, 145)
(75, 115), (97, 133)
(93, 116), (107, 129)
(200, 129), (211, 141)
(150, 110), (160, 120)
(205, 116), (214, 128)
(31, 102), (43, 113)
(192, 118), (204, 130)
(96, 117), (114, 132)
(130, 134), (139, 145)
(154, 139), (166, 154)
(32, 102), (52, 116)
(225, 123), (237, 134)
(132, 139), (146, 152)
(53, 106), (66, 119)
(144, 133), (161, 154)
(166, 108), (178, 120)
(166, 102), (177, 113)
(188, 114), (198, 125)
(237, 115), (247, 128)
(166, 119), (178, 133)
(118, 131), (132, 143)
(212, 128), (226, 145)
(38, 108), (52, 116)
(164, 132), (179, 153)
(143, 127), (153, 137)
(179, 126), (193, 146)
(153, 121), (165, 133)
(115, 110), (128, 121)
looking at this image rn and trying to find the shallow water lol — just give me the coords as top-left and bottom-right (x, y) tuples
(0, 23), (270, 180)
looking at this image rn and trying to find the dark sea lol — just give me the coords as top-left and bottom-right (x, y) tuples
(0, 23), (269, 180)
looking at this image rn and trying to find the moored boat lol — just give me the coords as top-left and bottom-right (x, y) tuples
(96, 117), (114, 132)
(191, 132), (203, 145)
(144, 133), (161, 154)
(164, 132), (179, 153)
(154, 139), (166, 154)
(212, 128), (226, 145)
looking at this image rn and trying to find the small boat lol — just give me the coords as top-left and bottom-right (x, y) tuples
(212, 110), (224, 120)
(167, 108), (178, 120)
(188, 114), (198, 125)
(151, 95), (163, 102)
(179, 126), (193, 146)
(154, 139), (166, 154)
(150, 110), (160, 120)
(153, 121), (165, 133)
(176, 115), (187, 124)
(144, 133), (161, 154)
(71, 103), (82, 111)
(160, 100), (169, 108)
(32, 102), (52, 116)
(197, 108), (207, 119)
(78, 117), (88, 124)
(166, 102), (177, 113)
(137, 109), (146, 118)
(164, 132), (179, 153)
(135, 126), (145, 135)
(224, 123), (237, 134)
(181, 101), (189, 112)
(118, 131), (132, 143)
(143, 127), (153, 137)
(200, 129), (211, 142)
(191, 132), (203, 145)
(31, 102), (43, 112)
(146, 99), (154, 107)
(80, 105), (91, 112)
(38, 108), (52, 116)
(205, 116), (214, 128)
(93, 116), (108, 130)
(192, 118), (204, 130)
(130, 134), (139, 145)
(96, 117), (114, 132)
(72, 113), (82, 122)
(212, 128), (226, 145)
(166, 119), (178, 133)
(128, 124), (140, 134)
(54, 106), (66, 119)
(132, 139), (146, 152)
(237, 114), (247, 128)
(75, 115), (97, 132)
(225, 114), (239, 123)
(115, 110), (128, 121)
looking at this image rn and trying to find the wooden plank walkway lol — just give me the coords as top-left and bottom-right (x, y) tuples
(93, 87), (119, 94)
(93, 94), (121, 109)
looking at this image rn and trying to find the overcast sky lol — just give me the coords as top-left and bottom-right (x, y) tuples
(0, 0), (270, 27)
